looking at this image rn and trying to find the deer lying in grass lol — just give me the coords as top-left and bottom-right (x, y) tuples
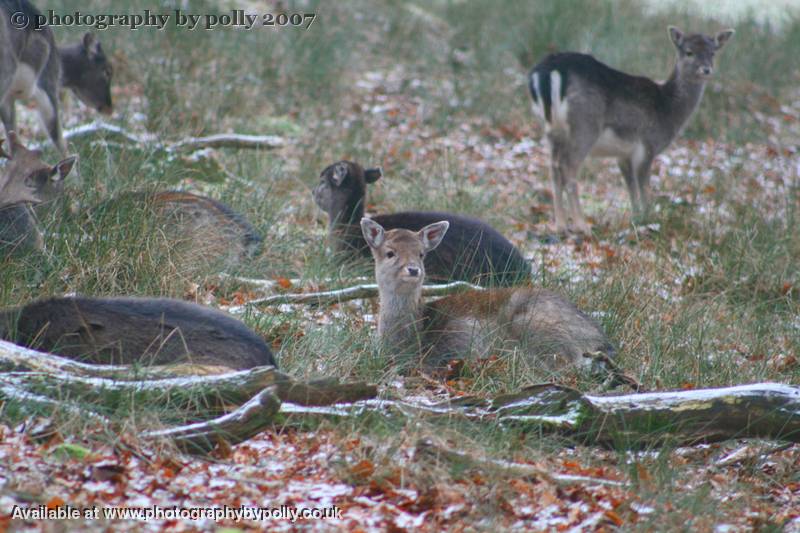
(0, 131), (75, 254)
(529, 26), (733, 234)
(313, 160), (531, 286)
(0, 296), (277, 369)
(361, 218), (614, 372)
(0, 0), (113, 154)
(94, 191), (263, 266)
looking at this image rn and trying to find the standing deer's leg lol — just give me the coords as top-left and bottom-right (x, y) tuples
(553, 126), (596, 235)
(548, 139), (570, 234)
(562, 159), (591, 235)
(631, 145), (654, 221)
(619, 158), (642, 219)
(0, 101), (15, 139)
(0, 51), (17, 147)
(33, 84), (66, 156)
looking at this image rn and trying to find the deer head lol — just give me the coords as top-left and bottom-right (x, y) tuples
(0, 132), (77, 208)
(361, 218), (449, 295)
(669, 26), (734, 81)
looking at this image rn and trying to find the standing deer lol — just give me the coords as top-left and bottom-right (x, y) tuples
(313, 160), (531, 286)
(0, 0), (113, 155)
(529, 26), (733, 234)
(361, 218), (614, 372)
(0, 131), (75, 253)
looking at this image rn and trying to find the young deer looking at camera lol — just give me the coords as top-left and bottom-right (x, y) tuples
(529, 26), (733, 234)
(0, 0), (113, 154)
(0, 131), (75, 254)
(361, 218), (614, 372)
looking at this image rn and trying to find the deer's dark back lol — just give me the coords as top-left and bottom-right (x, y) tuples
(0, 296), (277, 369)
(313, 160), (531, 286)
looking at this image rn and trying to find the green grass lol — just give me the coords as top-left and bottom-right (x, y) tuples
(1, 0), (799, 529)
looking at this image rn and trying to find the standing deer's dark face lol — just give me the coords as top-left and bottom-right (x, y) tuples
(669, 26), (734, 81)
(68, 33), (113, 115)
(312, 160), (382, 225)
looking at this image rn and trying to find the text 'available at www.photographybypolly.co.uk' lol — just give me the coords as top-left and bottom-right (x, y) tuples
(11, 503), (343, 523)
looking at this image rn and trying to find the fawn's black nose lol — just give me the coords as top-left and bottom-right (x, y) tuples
(699, 66), (712, 76)
(407, 266), (420, 277)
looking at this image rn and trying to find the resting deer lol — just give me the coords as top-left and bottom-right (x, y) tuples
(529, 26), (733, 234)
(94, 191), (263, 267)
(0, 295), (276, 369)
(0, 131), (75, 253)
(0, 0), (113, 154)
(361, 218), (614, 372)
(313, 160), (530, 286)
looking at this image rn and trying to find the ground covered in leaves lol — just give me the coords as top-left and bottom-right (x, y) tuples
(3, 422), (797, 532)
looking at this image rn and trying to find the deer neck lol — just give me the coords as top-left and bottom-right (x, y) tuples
(58, 44), (83, 90)
(328, 196), (366, 252)
(661, 65), (707, 135)
(377, 283), (425, 355)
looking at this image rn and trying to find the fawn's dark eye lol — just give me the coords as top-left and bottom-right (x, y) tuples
(419, 253), (424, 258)
(685, 50), (694, 57)
(386, 251), (395, 258)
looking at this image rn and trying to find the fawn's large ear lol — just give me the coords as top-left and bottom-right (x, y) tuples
(51, 156), (78, 182)
(361, 218), (385, 249)
(714, 29), (734, 50)
(364, 167), (382, 184)
(419, 221), (449, 253)
(331, 162), (348, 187)
(668, 26), (684, 49)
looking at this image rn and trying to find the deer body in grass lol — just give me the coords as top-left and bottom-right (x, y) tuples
(93, 190), (263, 267)
(529, 26), (733, 234)
(313, 160), (531, 286)
(0, 296), (277, 369)
(0, 132), (75, 254)
(361, 218), (614, 371)
(0, 0), (113, 154)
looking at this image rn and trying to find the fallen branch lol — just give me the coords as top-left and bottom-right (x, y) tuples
(32, 121), (286, 154)
(0, 339), (231, 380)
(0, 360), (376, 416)
(415, 438), (626, 488)
(142, 387), (281, 454)
(241, 280), (483, 310)
(279, 383), (800, 446)
(169, 133), (285, 152)
(0, 382), (108, 422)
(2, 340), (799, 450)
(714, 441), (793, 468)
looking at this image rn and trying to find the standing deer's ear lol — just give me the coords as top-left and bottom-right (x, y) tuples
(83, 32), (102, 60)
(361, 218), (385, 249)
(51, 156), (78, 182)
(419, 221), (449, 253)
(364, 167), (383, 183)
(331, 162), (348, 187)
(714, 29), (734, 50)
(668, 26), (684, 48)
